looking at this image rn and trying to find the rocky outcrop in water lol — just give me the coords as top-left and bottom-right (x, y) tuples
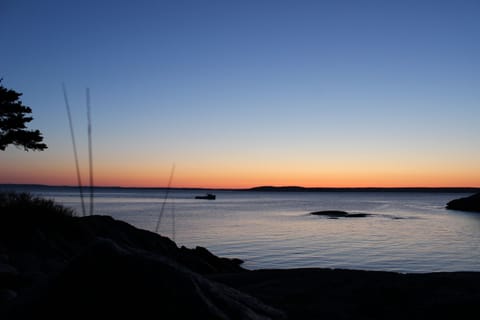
(446, 193), (480, 212)
(310, 210), (370, 218)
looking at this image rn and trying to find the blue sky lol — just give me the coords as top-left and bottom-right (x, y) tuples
(1, 0), (479, 187)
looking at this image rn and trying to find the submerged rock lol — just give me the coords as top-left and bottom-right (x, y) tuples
(446, 193), (480, 213)
(310, 210), (370, 218)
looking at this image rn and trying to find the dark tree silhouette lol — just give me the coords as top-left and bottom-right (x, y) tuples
(0, 81), (47, 151)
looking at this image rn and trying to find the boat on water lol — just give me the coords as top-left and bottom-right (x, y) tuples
(195, 193), (216, 200)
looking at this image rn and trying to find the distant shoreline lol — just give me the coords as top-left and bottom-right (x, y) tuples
(246, 186), (480, 193)
(1, 183), (479, 193)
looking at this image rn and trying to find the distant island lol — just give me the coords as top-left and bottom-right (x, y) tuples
(247, 186), (480, 193)
(2, 184), (479, 193)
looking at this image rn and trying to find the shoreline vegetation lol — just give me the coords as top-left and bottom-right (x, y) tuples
(1, 192), (480, 319)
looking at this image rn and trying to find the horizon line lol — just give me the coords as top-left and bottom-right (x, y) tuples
(1, 183), (479, 191)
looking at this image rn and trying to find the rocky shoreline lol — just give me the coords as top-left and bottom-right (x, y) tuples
(1, 193), (480, 319)
(446, 192), (480, 213)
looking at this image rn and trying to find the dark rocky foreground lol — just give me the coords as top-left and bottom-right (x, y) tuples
(1, 193), (480, 319)
(446, 192), (480, 212)
(0, 208), (281, 319)
(212, 269), (480, 320)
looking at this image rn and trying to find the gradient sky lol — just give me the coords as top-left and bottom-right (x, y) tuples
(1, 0), (479, 188)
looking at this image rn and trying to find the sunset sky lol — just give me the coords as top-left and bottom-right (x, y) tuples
(1, 0), (479, 188)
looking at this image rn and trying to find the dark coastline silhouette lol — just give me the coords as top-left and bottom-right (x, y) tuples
(248, 186), (480, 193)
(446, 193), (480, 213)
(1, 192), (480, 319)
(0, 192), (277, 319)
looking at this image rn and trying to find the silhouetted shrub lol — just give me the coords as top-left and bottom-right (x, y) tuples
(0, 192), (75, 219)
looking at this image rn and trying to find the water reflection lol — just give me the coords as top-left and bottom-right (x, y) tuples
(17, 187), (480, 273)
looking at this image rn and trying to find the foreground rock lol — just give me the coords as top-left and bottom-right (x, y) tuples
(5, 239), (284, 319)
(446, 193), (480, 212)
(0, 193), (283, 319)
(212, 268), (480, 320)
(310, 210), (370, 218)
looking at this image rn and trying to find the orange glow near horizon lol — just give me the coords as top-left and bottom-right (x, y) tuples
(1, 147), (479, 189)
(3, 161), (478, 189)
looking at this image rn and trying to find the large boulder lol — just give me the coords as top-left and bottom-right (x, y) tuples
(446, 193), (480, 212)
(4, 239), (285, 320)
(1, 193), (275, 319)
(0, 212), (244, 277)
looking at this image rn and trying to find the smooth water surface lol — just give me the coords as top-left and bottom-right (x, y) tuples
(5, 186), (480, 273)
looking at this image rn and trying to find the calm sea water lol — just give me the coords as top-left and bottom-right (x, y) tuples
(5, 186), (480, 273)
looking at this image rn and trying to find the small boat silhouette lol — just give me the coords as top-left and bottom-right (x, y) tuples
(195, 193), (216, 200)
